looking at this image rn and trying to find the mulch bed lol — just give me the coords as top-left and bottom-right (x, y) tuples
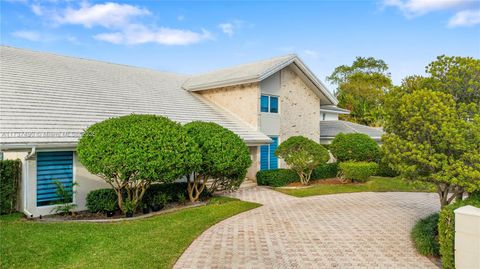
(34, 201), (205, 222)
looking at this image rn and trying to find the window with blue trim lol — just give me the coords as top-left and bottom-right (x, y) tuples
(260, 95), (279, 113)
(36, 151), (74, 206)
(260, 136), (279, 170)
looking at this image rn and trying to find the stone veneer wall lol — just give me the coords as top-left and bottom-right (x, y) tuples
(279, 67), (321, 142)
(197, 83), (259, 129)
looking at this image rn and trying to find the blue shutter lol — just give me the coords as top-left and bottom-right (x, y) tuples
(260, 145), (269, 170)
(270, 97), (278, 113)
(37, 151), (73, 206)
(269, 137), (278, 169)
(260, 95), (269, 112)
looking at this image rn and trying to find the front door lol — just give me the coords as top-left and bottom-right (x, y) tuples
(260, 136), (278, 170)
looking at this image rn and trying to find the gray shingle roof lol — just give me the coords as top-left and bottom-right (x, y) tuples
(183, 54), (296, 91)
(0, 46), (271, 147)
(320, 120), (384, 140)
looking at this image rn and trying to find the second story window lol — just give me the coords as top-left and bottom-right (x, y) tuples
(260, 95), (279, 113)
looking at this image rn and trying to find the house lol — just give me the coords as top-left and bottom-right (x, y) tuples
(1, 46), (342, 217)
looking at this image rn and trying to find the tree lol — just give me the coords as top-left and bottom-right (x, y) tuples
(329, 133), (380, 162)
(77, 114), (201, 213)
(275, 136), (329, 185)
(326, 57), (392, 126)
(382, 89), (479, 207)
(184, 121), (251, 202)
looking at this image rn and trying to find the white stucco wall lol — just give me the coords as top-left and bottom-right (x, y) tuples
(455, 205), (480, 269)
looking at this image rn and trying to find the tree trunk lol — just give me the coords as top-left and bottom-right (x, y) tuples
(188, 173), (206, 203)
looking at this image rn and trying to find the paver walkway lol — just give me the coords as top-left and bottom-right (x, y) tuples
(175, 187), (439, 269)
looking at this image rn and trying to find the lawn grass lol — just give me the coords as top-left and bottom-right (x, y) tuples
(0, 197), (260, 269)
(276, 176), (435, 197)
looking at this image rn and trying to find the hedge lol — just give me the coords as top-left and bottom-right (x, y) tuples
(439, 193), (480, 269)
(0, 160), (21, 215)
(411, 213), (440, 257)
(338, 161), (378, 182)
(312, 163), (338, 180)
(86, 188), (118, 213)
(330, 133), (380, 162)
(256, 169), (299, 187)
(256, 163), (338, 187)
(86, 182), (208, 213)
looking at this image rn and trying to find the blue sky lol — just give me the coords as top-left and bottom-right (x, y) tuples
(2, 0), (480, 91)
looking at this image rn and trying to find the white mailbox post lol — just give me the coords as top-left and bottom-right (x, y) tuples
(454, 205), (480, 269)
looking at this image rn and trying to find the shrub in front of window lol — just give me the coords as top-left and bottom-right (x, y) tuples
(256, 169), (300, 187)
(330, 133), (380, 162)
(184, 121), (251, 202)
(77, 114), (201, 214)
(275, 136), (329, 185)
(338, 161), (378, 183)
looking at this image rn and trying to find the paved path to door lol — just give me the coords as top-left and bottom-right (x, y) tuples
(174, 187), (439, 269)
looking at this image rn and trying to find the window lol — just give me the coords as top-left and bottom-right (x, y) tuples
(37, 151), (74, 206)
(261, 95), (269, 112)
(260, 136), (279, 170)
(260, 95), (279, 113)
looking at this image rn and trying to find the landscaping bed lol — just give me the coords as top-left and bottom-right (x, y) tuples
(277, 176), (435, 197)
(0, 197), (260, 269)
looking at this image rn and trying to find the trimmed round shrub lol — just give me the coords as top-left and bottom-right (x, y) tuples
(256, 169), (299, 187)
(338, 161), (378, 182)
(77, 114), (201, 213)
(439, 195), (480, 269)
(330, 133), (380, 162)
(184, 121), (251, 201)
(311, 163), (338, 180)
(411, 213), (440, 257)
(86, 188), (118, 213)
(275, 136), (329, 185)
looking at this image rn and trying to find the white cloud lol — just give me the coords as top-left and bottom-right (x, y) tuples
(384, 0), (473, 16)
(12, 30), (42, 41)
(94, 24), (212, 45)
(55, 2), (150, 28)
(30, 4), (43, 16)
(177, 15), (185, 21)
(448, 9), (480, 27)
(218, 23), (234, 36)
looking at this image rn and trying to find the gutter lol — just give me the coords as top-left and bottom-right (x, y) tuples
(23, 147), (35, 218)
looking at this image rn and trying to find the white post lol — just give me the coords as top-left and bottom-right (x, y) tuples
(454, 205), (480, 269)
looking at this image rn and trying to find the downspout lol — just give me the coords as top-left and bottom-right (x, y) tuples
(23, 147), (35, 218)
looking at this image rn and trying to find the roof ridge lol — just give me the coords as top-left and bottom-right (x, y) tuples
(0, 45), (188, 78)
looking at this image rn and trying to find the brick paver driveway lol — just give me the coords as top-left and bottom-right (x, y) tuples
(175, 187), (439, 269)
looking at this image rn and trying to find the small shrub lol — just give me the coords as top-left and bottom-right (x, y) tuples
(143, 182), (208, 206)
(338, 161), (378, 182)
(86, 188), (118, 213)
(0, 160), (21, 215)
(51, 180), (77, 215)
(330, 133), (380, 162)
(275, 136), (329, 185)
(439, 195), (480, 269)
(256, 169), (299, 187)
(312, 163), (338, 180)
(411, 213), (440, 257)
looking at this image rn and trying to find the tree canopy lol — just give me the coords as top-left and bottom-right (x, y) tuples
(275, 136), (329, 185)
(326, 57), (392, 126)
(77, 114), (201, 212)
(184, 121), (251, 201)
(330, 133), (380, 162)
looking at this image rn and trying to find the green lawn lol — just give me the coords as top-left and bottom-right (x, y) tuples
(276, 176), (435, 197)
(0, 197), (260, 269)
